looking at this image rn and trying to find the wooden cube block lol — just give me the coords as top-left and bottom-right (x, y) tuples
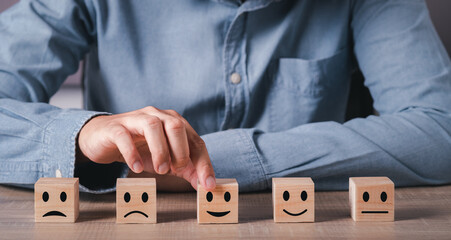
(349, 177), (394, 221)
(197, 178), (238, 224)
(116, 178), (157, 223)
(34, 178), (79, 222)
(272, 177), (315, 222)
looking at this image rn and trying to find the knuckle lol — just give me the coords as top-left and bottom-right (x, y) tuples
(198, 161), (213, 173)
(143, 116), (161, 128)
(173, 156), (190, 167)
(152, 149), (169, 162)
(166, 109), (181, 118)
(122, 146), (136, 159)
(190, 137), (206, 150)
(143, 106), (158, 113)
(111, 126), (128, 139)
(104, 120), (119, 129)
(165, 118), (185, 131)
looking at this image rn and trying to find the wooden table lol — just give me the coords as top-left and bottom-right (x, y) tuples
(1, 184), (450, 239)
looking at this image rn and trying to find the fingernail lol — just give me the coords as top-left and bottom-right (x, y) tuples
(133, 161), (143, 172)
(206, 176), (216, 189)
(158, 162), (169, 174)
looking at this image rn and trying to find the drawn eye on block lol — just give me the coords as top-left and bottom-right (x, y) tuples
(34, 178), (79, 222)
(197, 178), (238, 224)
(272, 177), (315, 223)
(349, 177), (394, 222)
(116, 178), (156, 224)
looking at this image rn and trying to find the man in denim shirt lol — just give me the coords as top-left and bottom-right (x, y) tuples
(1, 0), (450, 193)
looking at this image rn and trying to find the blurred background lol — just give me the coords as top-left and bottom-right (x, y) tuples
(0, 0), (450, 110)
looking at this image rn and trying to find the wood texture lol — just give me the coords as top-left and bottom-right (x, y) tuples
(116, 178), (156, 223)
(2, 184), (451, 239)
(197, 179), (238, 224)
(273, 177), (314, 222)
(34, 178), (79, 223)
(349, 177), (394, 221)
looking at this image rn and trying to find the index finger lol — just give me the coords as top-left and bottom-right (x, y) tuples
(184, 122), (216, 191)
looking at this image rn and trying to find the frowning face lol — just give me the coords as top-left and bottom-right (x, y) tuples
(272, 178), (315, 222)
(120, 191), (151, 218)
(116, 178), (156, 223)
(34, 178), (79, 223)
(40, 190), (69, 218)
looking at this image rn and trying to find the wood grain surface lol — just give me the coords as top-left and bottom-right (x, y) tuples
(0, 184), (450, 239)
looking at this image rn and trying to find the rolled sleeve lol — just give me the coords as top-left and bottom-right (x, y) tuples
(44, 109), (128, 193)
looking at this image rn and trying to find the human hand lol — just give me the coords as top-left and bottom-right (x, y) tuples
(77, 106), (216, 190)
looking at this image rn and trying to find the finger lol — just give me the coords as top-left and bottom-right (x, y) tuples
(141, 108), (214, 187)
(109, 126), (144, 173)
(184, 124), (216, 191)
(174, 161), (199, 190)
(140, 116), (171, 174)
(145, 109), (191, 172)
(163, 117), (191, 171)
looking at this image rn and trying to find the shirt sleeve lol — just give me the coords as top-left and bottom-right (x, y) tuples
(203, 0), (451, 192)
(0, 0), (127, 193)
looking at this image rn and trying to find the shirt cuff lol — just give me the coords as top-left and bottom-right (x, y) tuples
(43, 109), (128, 193)
(201, 129), (268, 192)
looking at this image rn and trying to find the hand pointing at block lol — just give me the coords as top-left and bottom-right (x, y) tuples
(76, 106), (216, 191)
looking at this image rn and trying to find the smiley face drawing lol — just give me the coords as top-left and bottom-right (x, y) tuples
(281, 190), (309, 216)
(272, 178), (315, 223)
(205, 191), (232, 217)
(116, 178), (156, 224)
(34, 178), (79, 222)
(197, 178), (238, 224)
(349, 177), (394, 221)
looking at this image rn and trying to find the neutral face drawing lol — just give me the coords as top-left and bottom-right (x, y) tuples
(349, 177), (394, 222)
(360, 190), (389, 214)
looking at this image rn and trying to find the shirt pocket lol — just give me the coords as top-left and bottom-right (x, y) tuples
(266, 48), (351, 131)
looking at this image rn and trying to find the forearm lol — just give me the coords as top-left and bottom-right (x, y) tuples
(203, 108), (451, 192)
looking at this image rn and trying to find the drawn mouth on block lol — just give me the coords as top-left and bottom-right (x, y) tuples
(283, 209), (307, 216)
(43, 211), (66, 217)
(361, 211), (389, 214)
(124, 210), (149, 218)
(207, 211), (231, 217)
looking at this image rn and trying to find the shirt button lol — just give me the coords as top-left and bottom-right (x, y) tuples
(230, 73), (241, 84)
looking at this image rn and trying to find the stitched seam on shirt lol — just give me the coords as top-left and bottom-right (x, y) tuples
(239, 0), (273, 14)
(242, 130), (268, 190)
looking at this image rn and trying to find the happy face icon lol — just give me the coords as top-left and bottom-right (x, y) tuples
(272, 178), (315, 222)
(116, 178), (156, 223)
(34, 178), (79, 222)
(197, 178), (238, 224)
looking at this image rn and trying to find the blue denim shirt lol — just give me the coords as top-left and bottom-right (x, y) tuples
(1, 0), (451, 193)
